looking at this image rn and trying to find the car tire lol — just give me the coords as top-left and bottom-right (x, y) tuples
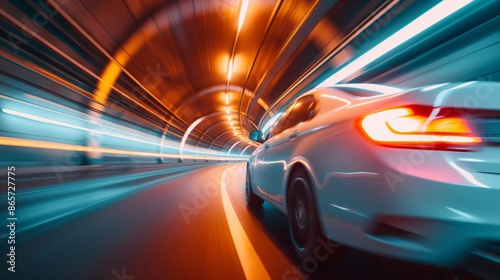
(287, 168), (337, 262)
(246, 165), (264, 209)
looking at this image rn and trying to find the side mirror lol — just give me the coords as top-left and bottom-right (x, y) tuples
(249, 130), (264, 143)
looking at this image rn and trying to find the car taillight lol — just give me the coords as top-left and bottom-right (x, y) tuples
(359, 107), (481, 149)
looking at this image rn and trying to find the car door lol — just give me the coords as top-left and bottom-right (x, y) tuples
(252, 101), (295, 197)
(263, 95), (316, 205)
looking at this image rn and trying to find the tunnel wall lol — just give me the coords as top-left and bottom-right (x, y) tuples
(364, 15), (500, 86)
(0, 59), (222, 167)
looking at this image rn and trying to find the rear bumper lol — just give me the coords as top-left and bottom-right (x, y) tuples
(316, 148), (500, 267)
(322, 212), (500, 267)
(463, 240), (500, 279)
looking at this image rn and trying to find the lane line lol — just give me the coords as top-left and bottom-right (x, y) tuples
(220, 166), (271, 280)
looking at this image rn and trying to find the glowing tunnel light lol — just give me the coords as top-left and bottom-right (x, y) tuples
(0, 136), (248, 161)
(1, 109), (241, 159)
(1, 108), (217, 155)
(228, 59), (234, 81)
(1, 108), (177, 148)
(316, 0), (473, 87)
(237, 0), (250, 33)
(224, 0), (251, 132)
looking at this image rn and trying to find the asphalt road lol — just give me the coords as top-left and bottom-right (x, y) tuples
(0, 163), (481, 279)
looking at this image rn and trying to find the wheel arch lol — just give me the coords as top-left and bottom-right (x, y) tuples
(285, 158), (328, 240)
(285, 158), (320, 212)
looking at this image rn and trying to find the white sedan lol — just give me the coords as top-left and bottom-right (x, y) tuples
(246, 82), (500, 268)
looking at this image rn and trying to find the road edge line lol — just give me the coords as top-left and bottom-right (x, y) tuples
(220, 166), (271, 280)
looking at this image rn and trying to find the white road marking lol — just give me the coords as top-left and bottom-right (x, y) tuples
(220, 166), (271, 280)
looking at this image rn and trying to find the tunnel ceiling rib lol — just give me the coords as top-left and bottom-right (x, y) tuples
(194, 119), (232, 149)
(194, 116), (257, 148)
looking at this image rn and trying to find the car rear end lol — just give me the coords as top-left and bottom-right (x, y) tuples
(365, 82), (500, 266)
(315, 82), (500, 269)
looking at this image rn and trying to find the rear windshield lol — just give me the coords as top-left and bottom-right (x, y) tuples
(331, 84), (406, 97)
(335, 88), (383, 97)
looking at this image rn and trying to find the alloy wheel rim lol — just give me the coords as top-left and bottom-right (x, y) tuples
(290, 178), (313, 252)
(295, 201), (307, 229)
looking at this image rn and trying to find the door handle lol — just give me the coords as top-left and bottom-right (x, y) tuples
(289, 131), (299, 140)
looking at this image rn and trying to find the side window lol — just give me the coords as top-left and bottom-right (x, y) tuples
(267, 101), (295, 139)
(281, 95), (316, 132)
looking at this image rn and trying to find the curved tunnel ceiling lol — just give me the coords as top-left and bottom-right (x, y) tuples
(24, 0), (385, 155)
(1, 0), (499, 160)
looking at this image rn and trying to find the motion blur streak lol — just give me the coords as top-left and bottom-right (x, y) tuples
(220, 167), (271, 280)
(2, 109), (160, 147)
(0, 165), (199, 235)
(2, 109), (173, 148)
(0, 137), (246, 161)
(317, 0), (474, 86)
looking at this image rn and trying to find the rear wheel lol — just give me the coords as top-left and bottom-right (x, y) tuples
(246, 165), (263, 209)
(287, 168), (340, 262)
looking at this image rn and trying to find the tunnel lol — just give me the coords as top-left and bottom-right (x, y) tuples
(1, 0), (500, 279)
